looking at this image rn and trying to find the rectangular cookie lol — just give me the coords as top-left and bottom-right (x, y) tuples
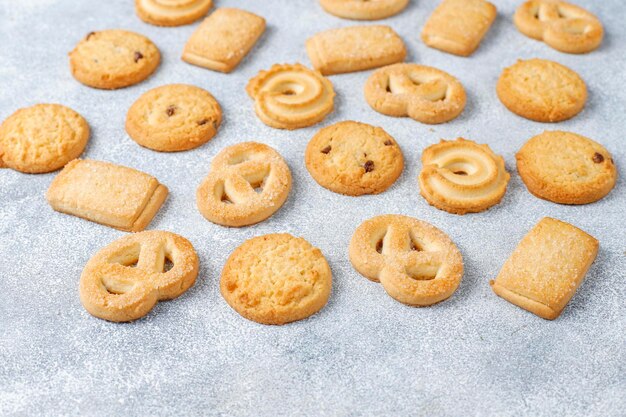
(306, 25), (406, 75)
(421, 0), (497, 57)
(182, 8), (266, 73)
(490, 217), (598, 320)
(46, 159), (168, 232)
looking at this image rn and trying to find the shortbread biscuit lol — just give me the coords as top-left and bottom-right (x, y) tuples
(514, 1), (603, 54)
(516, 131), (617, 204)
(496, 58), (586, 122)
(136, 0), (212, 27)
(182, 8), (266, 73)
(419, 138), (510, 214)
(0, 104), (89, 174)
(221, 233), (332, 325)
(80, 231), (199, 322)
(319, 0), (409, 20)
(196, 142), (292, 227)
(47, 159), (168, 232)
(491, 217), (598, 320)
(364, 63), (466, 124)
(305, 121), (403, 196)
(69, 30), (160, 90)
(421, 0), (497, 57)
(349, 215), (463, 306)
(246, 63), (335, 130)
(306, 25), (406, 75)
(126, 84), (222, 152)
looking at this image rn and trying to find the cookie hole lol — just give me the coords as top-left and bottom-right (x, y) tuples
(405, 264), (439, 281)
(321, 145), (331, 154)
(228, 155), (249, 165)
(410, 240), (423, 251)
(453, 170), (468, 176)
(221, 193), (233, 204)
(385, 83), (392, 93)
(249, 180), (264, 194)
(283, 90), (296, 96)
(163, 257), (174, 273)
(375, 230), (387, 254)
(101, 277), (134, 295)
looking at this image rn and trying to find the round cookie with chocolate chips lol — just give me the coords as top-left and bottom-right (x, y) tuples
(516, 131), (617, 204)
(69, 30), (160, 90)
(305, 120), (404, 196)
(126, 84), (222, 152)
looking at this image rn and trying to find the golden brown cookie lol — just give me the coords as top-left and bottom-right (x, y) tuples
(0, 104), (89, 174)
(196, 142), (292, 227)
(516, 131), (617, 204)
(246, 63), (335, 130)
(136, 0), (213, 27)
(125, 84), (222, 152)
(491, 217), (598, 320)
(80, 231), (199, 322)
(305, 121), (404, 196)
(349, 215), (463, 306)
(221, 233), (332, 325)
(364, 63), (466, 124)
(496, 58), (586, 122)
(69, 30), (160, 90)
(514, 1), (603, 54)
(319, 0), (409, 20)
(418, 138), (510, 214)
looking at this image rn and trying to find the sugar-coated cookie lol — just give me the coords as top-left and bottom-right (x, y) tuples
(221, 233), (332, 325)
(421, 0), (497, 57)
(319, 0), (409, 20)
(246, 63), (335, 130)
(182, 8), (266, 73)
(126, 84), (222, 152)
(47, 159), (168, 232)
(306, 25), (406, 75)
(196, 142), (292, 227)
(516, 131), (617, 204)
(514, 0), (603, 54)
(419, 138), (510, 214)
(305, 121), (403, 196)
(80, 231), (199, 322)
(491, 217), (598, 320)
(364, 63), (466, 124)
(0, 104), (89, 174)
(349, 215), (463, 306)
(69, 30), (160, 90)
(496, 58), (586, 122)
(136, 0), (212, 27)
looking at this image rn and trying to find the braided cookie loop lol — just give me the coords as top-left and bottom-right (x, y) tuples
(364, 63), (466, 124)
(246, 63), (335, 130)
(514, 1), (603, 54)
(80, 231), (199, 322)
(136, 0), (213, 26)
(196, 142), (292, 227)
(349, 215), (463, 306)
(419, 138), (510, 215)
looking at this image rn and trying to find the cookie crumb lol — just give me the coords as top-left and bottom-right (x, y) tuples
(321, 146), (331, 154)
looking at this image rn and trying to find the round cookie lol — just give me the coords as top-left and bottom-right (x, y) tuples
(136, 0), (213, 27)
(69, 30), (160, 90)
(0, 104), (89, 174)
(305, 121), (403, 196)
(496, 58), (586, 122)
(319, 0), (409, 20)
(516, 131), (617, 204)
(221, 233), (332, 325)
(126, 84), (222, 152)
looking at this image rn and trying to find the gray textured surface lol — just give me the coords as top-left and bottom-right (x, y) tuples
(1, 0), (625, 416)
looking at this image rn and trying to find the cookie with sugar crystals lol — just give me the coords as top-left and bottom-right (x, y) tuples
(319, 0), (409, 20)
(136, 0), (213, 26)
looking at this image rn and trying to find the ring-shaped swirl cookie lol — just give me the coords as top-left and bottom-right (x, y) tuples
(319, 0), (409, 21)
(136, 0), (213, 26)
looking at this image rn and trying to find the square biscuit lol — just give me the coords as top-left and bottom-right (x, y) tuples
(182, 8), (266, 73)
(490, 217), (598, 320)
(421, 0), (497, 57)
(306, 25), (406, 75)
(46, 159), (168, 232)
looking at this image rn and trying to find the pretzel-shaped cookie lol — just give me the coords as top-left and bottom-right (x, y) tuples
(196, 142), (292, 227)
(514, 1), (603, 54)
(364, 63), (466, 124)
(349, 215), (463, 306)
(80, 231), (199, 322)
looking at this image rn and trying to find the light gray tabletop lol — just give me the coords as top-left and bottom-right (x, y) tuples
(1, 0), (625, 416)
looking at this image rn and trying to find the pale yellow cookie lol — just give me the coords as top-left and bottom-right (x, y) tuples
(0, 104), (89, 174)
(80, 231), (199, 322)
(196, 142), (292, 227)
(221, 233), (332, 325)
(136, 0), (213, 27)
(349, 214), (463, 306)
(306, 25), (406, 75)
(246, 63), (335, 130)
(319, 0), (409, 20)
(491, 217), (598, 320)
